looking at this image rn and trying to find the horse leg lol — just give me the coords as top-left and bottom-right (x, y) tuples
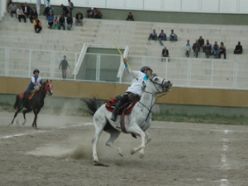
(127, 125), (146, 158)
(22, 108), (32, 125)
(105, 130), (123, 157)
(145, 131), (152, 145)
(32, 108), (41, 129)
(10, 108), (22, 125)
(92, 117), (107, 166)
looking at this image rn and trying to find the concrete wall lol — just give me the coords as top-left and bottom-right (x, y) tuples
(1, 77), (248, 108)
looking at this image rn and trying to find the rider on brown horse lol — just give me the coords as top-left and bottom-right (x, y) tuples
(23, 69), (42, 105)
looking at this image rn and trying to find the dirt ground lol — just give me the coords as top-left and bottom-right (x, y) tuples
(0, 110), (248, 186)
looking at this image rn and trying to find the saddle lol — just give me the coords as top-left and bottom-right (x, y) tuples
(105, 96), (137, 115)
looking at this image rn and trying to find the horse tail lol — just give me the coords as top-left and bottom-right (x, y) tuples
(13, 95), (20, 109)
(83, 98), (100, 116)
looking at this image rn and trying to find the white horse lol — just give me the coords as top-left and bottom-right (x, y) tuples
(85, 74), (172, 166)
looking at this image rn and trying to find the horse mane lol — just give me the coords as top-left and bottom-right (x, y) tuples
(83, 98), (100, 115)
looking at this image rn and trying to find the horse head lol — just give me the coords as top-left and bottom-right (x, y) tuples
(146, 74), (172, 94)
(42, 80), (53, 95)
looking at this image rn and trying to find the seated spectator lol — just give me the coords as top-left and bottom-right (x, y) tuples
(58, 14), (65, 30)
(234, 41), (243, 54)
(66, 14), (73, 30)
(126, 12), (134, 21)
(204, 40), (212, 58)
(198, 36), (205, 51)
(8, 2), (17, 17)
(16, 6), (26, 22)
(219, 42), (226, 59)
(52, 16), (59, 29)
(192, 40), (200, 58)
(161, 46), (169, 62)
(87, 7), (94, 18)
(93, 8), (102, 19)
(148, 29), (158, 41)
(47, 12), (54, 29)
(75, 12), (83, 26)
(33, 18), (42, 33)
(185, 40), (191, 57)
(158, 29), (167, 41)
(169, 29), (178, 41)
(212, 41), (219, 58)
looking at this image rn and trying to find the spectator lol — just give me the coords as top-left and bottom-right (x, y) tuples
(198, 36), (205, 51)
(126, 12), (134, 21)
(93, 8), (102, 19)
(234, 41), (243, 54)
(47, 12), (54, 28)
(8, 2), (17, 17)
(58, 14), (65, 30)
(192, 40), (200, 58)
(29, 8), (38, 23)
(16, 6), (26, 22)
(59, 55), (70, 79)
(185, 40), (191, 57)
(68, 0), (74, 17)
(61, 4), (69, 16)
(52, 16), (59, 29)
(212, 41), (219, 58)
(75, 12), (83, 26)
(87, 7), (93, 18)
(219, 42), (226, 59)
(169, 29), (178, 41)
(148, 29), (158, 41)
(204, 40), (212, 58)
(33, 17), (42, 33)
(23, 3), (31, 18)
(158, 29), (167, 43)
(66, 14), (73, 30)
(161, 46), (169, 62)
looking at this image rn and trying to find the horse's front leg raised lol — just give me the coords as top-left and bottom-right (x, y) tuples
(127, 125), (146, 158)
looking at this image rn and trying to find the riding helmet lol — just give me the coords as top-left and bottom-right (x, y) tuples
(33, 69), (40, 74)
(140, 66), (152, 73)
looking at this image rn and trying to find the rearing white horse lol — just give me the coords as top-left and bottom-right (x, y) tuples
(85, 75), (172, 166)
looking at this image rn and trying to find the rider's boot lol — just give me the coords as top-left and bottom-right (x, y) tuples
(111, 101), (122, 122)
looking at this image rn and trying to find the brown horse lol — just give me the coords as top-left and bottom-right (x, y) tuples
(10, 80), (53, 129)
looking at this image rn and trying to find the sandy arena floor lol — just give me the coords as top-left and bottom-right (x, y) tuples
(0, 110), (248, 186)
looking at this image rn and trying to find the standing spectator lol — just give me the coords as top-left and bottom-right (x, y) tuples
(29, 8), (38, 23)
(66, 14), (73, 30)
(33, 17), (42, 33)
(23, 3), (31, 18)
(192, 40), (200, 58)
(58, 14), (65, 30)
(169, 29), (178, 41)
(87, 7), (93, 18)
(61, 4), (69, 16)
(185, 40), (191, 57)
(212, 41), (219, 58)
(204, 40), (212, 58)
(75, 11), (83, 26)
(126, 12), (134, 21)
(59, 55), (70, 79)
(234, 41), (243, 54)
(16, 6), (26, 22)
(161, 46), (169, 62)
(198, 36), (205, 51)
(68, 0), (74, 17)
(219, 42), (226, 59)
(148, 29), (158, 41)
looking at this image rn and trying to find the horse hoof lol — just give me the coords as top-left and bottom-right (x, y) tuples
(130, 149), (135, 155)
(93, 161), (109, 167)
(139, 153), (144, 159)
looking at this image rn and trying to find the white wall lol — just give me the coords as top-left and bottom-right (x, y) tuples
(13, 0), (248, 14)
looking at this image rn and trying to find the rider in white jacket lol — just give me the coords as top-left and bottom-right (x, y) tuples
(111, 58), (153, 121)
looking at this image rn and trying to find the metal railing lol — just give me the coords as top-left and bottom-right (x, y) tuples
(0, 46), (248, 90)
